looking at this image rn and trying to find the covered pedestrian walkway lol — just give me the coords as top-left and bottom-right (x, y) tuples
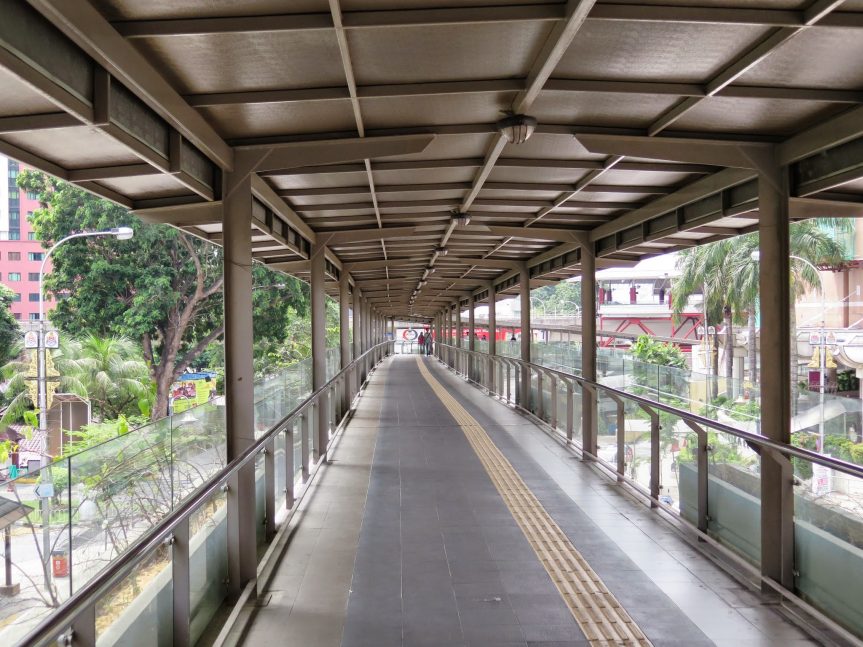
(3, 0), (863, 645)
(240, 355), (815, 647)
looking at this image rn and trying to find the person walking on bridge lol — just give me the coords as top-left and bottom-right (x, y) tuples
(417, 331), (425, 354)
(424, 328), (433, 355)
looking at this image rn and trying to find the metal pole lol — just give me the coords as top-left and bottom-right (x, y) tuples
(488, 283), (497, 391)
(311, 242), (328, 462)
(581, 244), (597, 456)
(468, 294), (475, 378)
(353, 288), (361, 361)
(519, 264), (531, 407)
(757, 157), (794, 590)
(340, 272), (351, 370)
(223, 171), (257, 597)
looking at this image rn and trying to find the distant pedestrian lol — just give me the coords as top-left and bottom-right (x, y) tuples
(417, 332), (425, 354)
(659, 286), (666, 304)
(425, 330), (433, 355)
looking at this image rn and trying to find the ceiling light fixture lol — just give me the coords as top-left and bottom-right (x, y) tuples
(496, 113), (538, 144)
(436, 246), (448, 256)
(451, 212), (471, 227)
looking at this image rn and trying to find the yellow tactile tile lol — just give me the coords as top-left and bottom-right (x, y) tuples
(416, 358), (653, 647)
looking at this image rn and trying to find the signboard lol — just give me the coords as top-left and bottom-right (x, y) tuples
(402, 328), (418, 341)
(44, 330), (59, 349)
(24, 330), (38, 349)
(35, 483), (54, 499)
(812, 463), (832, 496)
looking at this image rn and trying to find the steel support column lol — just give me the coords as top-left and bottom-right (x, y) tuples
(520, 264), (531, 407)
(468, 294), (475, 379)
(581, 241), (598, 456)
(353, 288), (361, 360)
(222, 171), (257, 598)
(456, 299), (463, 348)
(757, 156), (794, 590)
(339, 272), (351, 412)
(311, 242), (328, 462)
(488, 283), (497, 391)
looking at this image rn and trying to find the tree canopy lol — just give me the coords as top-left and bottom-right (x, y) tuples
(17, 171), (308, 419)
(0, 284), (18, 366)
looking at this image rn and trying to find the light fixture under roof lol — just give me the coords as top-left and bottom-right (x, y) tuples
(436, 246), (448, 256)
(496, 113), (538, 144)
(451, 212), (471, 227)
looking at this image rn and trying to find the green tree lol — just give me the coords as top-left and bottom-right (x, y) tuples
(17, 171), (307, 419)
(0, 284), (19, 367)
(57, 335), (152, 420)
(673, 220), (849, 392)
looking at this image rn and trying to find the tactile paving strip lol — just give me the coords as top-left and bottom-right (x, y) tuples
(416, 358), (653, 647)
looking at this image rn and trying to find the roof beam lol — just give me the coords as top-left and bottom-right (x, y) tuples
(645, 0), (846, 136)
(113, 5), (563, 38)
(250, 174), (317, 244)
(326, 226), (420, 244)
(236, 134), (434, 172)
(577, 134), (773, 168)
(134, 201), (222, 226)
(28, 0), (233, 169)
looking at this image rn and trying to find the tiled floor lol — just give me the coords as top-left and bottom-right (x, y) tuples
(245, 355), (820, 647)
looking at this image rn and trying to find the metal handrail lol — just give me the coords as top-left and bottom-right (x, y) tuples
(21, 341), (394, 647)
(439, 343), (863, 481)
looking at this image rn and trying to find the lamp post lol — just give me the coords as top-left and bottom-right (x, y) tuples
(36, 227), (133, 590)
(752, 250), (826, 452)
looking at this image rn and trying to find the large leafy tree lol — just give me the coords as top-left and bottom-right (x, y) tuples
(17, 171), (305, 420)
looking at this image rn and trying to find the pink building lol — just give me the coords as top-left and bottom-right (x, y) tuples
(0, 156), (53, 323)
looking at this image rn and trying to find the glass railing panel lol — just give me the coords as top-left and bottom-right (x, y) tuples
(95, 545), (173, 646)
(705, 430), (761, 565)
(172, 400), (226, 505)
(792, 454), (863, 637)
(0, 459), (73, 643)
(189, 490), (228, 645)
(68, 419), (174, 592)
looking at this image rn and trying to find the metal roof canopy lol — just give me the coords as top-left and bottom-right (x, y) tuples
(2, 0), (863, 319)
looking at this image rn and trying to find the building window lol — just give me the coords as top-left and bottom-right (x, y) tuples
(28, 252), (43, 262)
(8, 252), (20, 261)
(27, 232), (36, 241)
(28, 293), (40, 302)
(8, 231), (19, 241)
(8, 272), (21, 282)
(28, 272), (39, 281)
(29, 313), (39, 321)
(13, 313), (20, 320)
(12, 293), (20, 302)
(26, 191), (38, 200)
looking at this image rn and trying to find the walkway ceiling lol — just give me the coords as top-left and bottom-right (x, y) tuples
(3, 0), (863, 319)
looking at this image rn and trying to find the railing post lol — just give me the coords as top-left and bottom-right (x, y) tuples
(536, 370), (543, 420)
(264, 439), (276, 541)
(684, 420), (709, 533)
(638, 403), (661, 506)
(550, 373), (558, 430)
(301, 409), (310, 482)
(285, 426), (295, 510)
(172, 517), (191, 647)
(566, 379), (574, 442)
(605, 391), (627, 482)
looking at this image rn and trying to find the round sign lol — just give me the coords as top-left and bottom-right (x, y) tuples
(403, 329), (418, 341)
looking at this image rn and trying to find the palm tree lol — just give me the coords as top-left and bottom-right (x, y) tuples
(674, 219), (850, 399)
(726, 220), (849, 389)
(672, 239), (736, 397)
(0, 334), (151, 427)
(57, 335), (152, 420)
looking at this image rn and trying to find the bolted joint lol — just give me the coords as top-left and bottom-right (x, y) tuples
(163, 534), (175, 546)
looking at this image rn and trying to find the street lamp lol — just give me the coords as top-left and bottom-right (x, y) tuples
(751, 250), (827, 452)
(36, 227), (133, 589)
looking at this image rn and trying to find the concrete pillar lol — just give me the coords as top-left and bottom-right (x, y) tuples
(222, 171), (256, 597)
(311, 242), (328, 462)
(581, 243), (597, 456)
(520, 264), (531, 407)
(352, 288), (361, 360)
(758, 160), (794, 589)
